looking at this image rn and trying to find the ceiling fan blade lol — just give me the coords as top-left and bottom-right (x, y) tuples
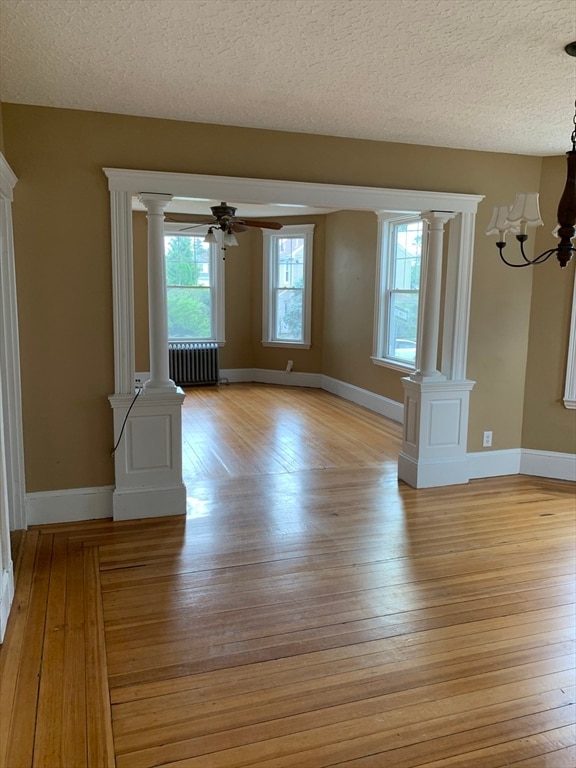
(165, 217), (215, 232)
(240, 219), (283, 230)
(231, 222), (250, 233)
(176, 224), (206, 232)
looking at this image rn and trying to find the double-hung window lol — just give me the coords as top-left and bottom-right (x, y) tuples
(373, 215), (426, 369)
(262, 224), (314, 348)
(164, 225), (225, 342)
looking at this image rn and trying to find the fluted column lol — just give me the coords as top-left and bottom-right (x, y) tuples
(413, 211), (456, 380)
(138, 192), (175, 391)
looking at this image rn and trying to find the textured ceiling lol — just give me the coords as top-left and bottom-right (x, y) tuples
(1, 0), (575, 156)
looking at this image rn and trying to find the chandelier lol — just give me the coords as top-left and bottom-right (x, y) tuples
(486, 42), (576, 269)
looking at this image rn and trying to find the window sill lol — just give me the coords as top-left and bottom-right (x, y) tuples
(262, 341), (311, 350)
(371, 356), (415, 374)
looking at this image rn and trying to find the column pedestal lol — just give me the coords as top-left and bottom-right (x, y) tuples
(109, 389), (186, 520)
(398, 378), (475, 488)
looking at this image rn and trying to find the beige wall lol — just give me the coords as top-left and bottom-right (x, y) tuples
(2, 103), (563, 494)
(522, 155), (576, 453)
(323, 210), (404, 403)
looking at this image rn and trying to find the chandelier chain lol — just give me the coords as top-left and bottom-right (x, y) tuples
(572, 99), (576, 151)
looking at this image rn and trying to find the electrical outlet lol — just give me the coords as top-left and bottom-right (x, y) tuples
(134, 372), (149, 389)
(483, 430), (493, 447)
(286, 360), (293, 373)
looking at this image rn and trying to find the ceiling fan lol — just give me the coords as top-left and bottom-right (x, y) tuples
(168, 202), (283, 249)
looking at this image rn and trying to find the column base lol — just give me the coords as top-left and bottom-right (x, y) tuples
(112, 484), (187, 521)
(398, 452), (470, 488)
(398, 377), (476, 489)
(109, 388), (186, 521)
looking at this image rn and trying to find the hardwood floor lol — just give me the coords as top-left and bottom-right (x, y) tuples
(1, 384), (575, 767)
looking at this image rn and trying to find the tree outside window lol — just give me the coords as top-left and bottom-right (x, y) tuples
(164, 234), (214, 340)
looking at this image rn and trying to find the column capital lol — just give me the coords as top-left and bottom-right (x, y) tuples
(138, 193), (173, 214)
(421, 210), (457, 228)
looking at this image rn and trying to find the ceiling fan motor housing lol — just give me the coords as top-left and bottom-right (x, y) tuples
(210, 202), (237, 221)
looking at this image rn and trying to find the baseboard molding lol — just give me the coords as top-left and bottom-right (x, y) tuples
(468, 449), (522, 479)
(221, 368), (322, 388)
(220, 368), (254, 383)
(1, 561), (14, 643)
(321, 375), (404, 424)
(520, 449), (576, 482)
(221, 369), (403, 422)
(399, 452), (470, 488)
(112, 484), (187, 521)
(23, 392), (573, 528)
(26, 486), (114, 526)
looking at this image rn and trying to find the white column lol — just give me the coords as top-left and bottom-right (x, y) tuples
(413, 211), (456, 380)
(399, 210), (476, 488)
(109, 191), (185, 520)
(138, 193), (176, 392)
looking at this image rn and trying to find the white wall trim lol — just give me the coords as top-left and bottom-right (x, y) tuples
(220, 368), (321, 388)
(221, 369), (404, 422)
(441, 211), (476, 380)
(26, 486), (114, 526)
(321, 375), (404, 423)
(563, 269), (576, 409)
(467, 449), (522, 479)
(103, 169), (484, 215)
(110, 190), (135, 395)
(19, 410), (575, 528)
(1, 561), (14, 643)
(520, 449), (576, 482)
(0, 154), (26, 531)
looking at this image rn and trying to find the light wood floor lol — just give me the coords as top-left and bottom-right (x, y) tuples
(1, 384), (575, 767)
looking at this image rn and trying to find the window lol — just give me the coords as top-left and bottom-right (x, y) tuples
(262, 224), (314, 348)
(164, 225), (225, 342)
(373, 215), (426, 369)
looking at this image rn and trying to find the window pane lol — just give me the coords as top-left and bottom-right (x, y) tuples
(392, 221), (423, 290)
(387, 291), (418, 363)
(276, 237), (304, 288)
(167, 287), (211, 339)
(165, 235), (210, 287)
(275, 289), (303, 341)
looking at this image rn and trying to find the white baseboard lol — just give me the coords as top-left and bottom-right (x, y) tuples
(221, 369), (403, 422)
(468, 448), (575, 482)
(321, 375), (404, 424)
(520, 449), (576, 482)
(23, 389), (573, 528)
(254, 369), (322, 388)
(221, 368), (321, 387)
(1, 562), (14, 643)
(220, 368), (253, 383)
(399, 453), (470, 488)
(112, 484), (186, 521)
(468, 449), (522, 479)
(26, 486), (114, 526)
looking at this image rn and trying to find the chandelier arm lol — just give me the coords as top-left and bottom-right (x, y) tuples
(517, 238), (535, 263)
(517, 239), (556, 265)
(497, 244), (538, 267)
(531, 248), (558, 264)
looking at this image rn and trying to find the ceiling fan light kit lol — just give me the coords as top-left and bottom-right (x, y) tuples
(485, 41), (576, 269)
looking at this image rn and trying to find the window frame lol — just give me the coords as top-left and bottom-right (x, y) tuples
(163, 223), (225, 344)
(372, 212), (427, 372)
(262, 223), (315, 349)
